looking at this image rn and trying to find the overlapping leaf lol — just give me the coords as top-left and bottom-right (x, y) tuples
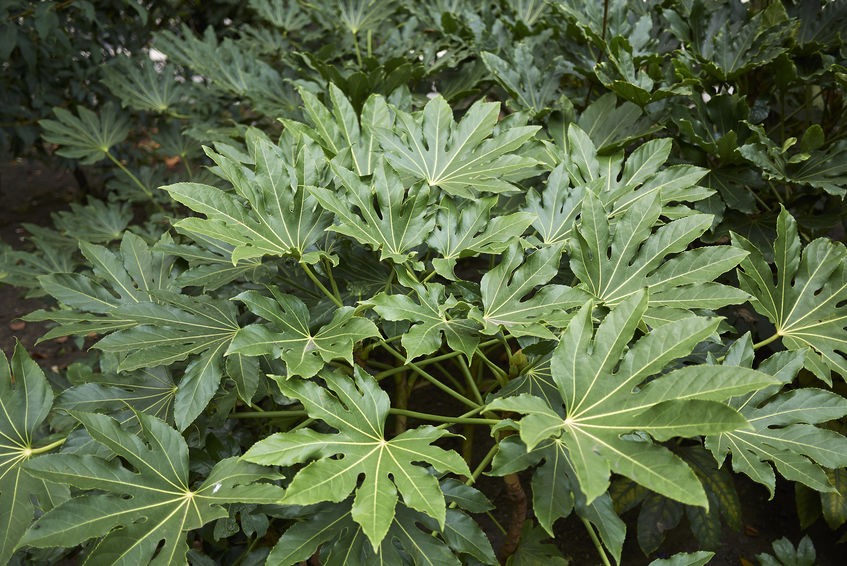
(0, 343), (68, 564)
(165, 130), (334, 264)
(370, 278), (480, 362)
(490, 290), (776, 506)
(569, 191), (750, 323)
(39, 102), (130, 165)
(21, 412), (283, 565)
(470, 242), (588, 338)
(734, 206), (847, 382)
(309, 159), (435, 264)
(376, 95), (540, 197)
(227, 287), (379, 378)
(706, 336), (847, 495)
(241, 368), (471, 548)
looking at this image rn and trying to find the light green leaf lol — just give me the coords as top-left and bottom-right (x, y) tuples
(309, 159), (435, 264)
(228, 287), (379, 379)
(522, 163), (585, 245)
(471, 242), (589, 338)
(491, 291), (775, 507)
(242, 368), (471, 549)
(21, 412), (283, 565)
(376, 95), (540, 197)
(164, 131), (334, 264)
(370, 281), (480, 362)
(570, 191), (749, 318)
(0, 343), (68, 564)
(428, 195), (534, 279)
(734, 206), (847, 382)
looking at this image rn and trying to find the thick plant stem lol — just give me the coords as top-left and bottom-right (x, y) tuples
(498, 473), (528, 563)
(301, 263), (343, 307)
(323, 257), (342, 301)
(476, 347), (509, 387)
(378, 341), (481, 409)
(28, 436), (67, 455)
(393, 373), (408, 435)
(387, 408), (498, 426)
(753, 332), (781, 350)
(582, 517), (612, 566)
(372, 339), (500, 380)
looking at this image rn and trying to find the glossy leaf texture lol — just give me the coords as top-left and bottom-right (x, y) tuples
(490, 290), (776, 507)
(241, 368), (471, 549)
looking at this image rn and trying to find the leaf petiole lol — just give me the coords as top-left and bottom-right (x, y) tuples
(28, 436), (67, 456)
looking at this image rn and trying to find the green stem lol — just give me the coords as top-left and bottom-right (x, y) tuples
(366, 29), (373, 58)
(420, 270), (437, 283)
(301, 263), (343, 307)
(582, 517), (612, 566)
(753, 332), (781, 350)
(182, 156), (193, 178)
(468, 443), (498, 486)
(352, 31), (363, 67)
(456, 355), (485, 406)
(323, 258), (342, 302)
(29, 436), (67, 455)
(435, 406), (484, 430)
(106, 151), (153, 200)
(389, 408), (499, 426)
(476, 347), (509, 387)
(378, 341), (480, 409)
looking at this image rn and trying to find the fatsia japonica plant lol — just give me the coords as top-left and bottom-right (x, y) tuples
(3, 0), (847, 564)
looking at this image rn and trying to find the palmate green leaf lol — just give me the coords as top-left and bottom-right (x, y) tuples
(428, 195), (534, 279)
(165, 130), (334, 265)
(648, 552), (715, 566)
(570, 191), (750, 322)
(370, 279), (480, 363)
(39, 102), (130, 165)
(734, 206), (847, 382)
(93, 294), (240, 430)
(242, 368), (471, 549)
(102, 58), (185, 113)
(490, 291), (776, 507)
(522, 163), (585, 246)
(706, 337), (847, 496)
(227, 287), (379, 379)
(266, 499), (495, 566)
(157, 234), (268, 292)
(0, 343), (69, 565)
(51, 198), (132, 244)
(375, 95), (540, 197)
(505, 521), (569, 566)
(284, 84), (391, 176)
(309, 159), (435, 264)
(490, 436), (625, 564)
(756, 536), (816, 566)
(481, 39), (565, 116)
(470, 242), (589, 338)
(20, 412), (283, 565)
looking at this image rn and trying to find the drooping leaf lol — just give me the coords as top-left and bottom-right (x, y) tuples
(490, 290), (776, 507)
(241, 368), (471, 549)
(376, 95), (540, 197)
(20, 412), (283, 565)
(706, 340), (847, 496)
(734, 206), (847, 382)
(0, 343), (68, 565)
(227, 287), (379, 379)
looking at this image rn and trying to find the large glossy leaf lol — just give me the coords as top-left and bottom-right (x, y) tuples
(570, 191), (750, 322)
(165, 130), (334, 264)
(734, 206), (847, 382)
(706, 336), (847, 496)
(241, 368), (471, 548)
(309, 159), (435, 264)
(20, 412), (283, 565)
(0, 343), (68, 564)
(227, 287), (379, 379)
(376, 95), (540, 197)
(490, 290), (776, 506)
(481, 38), (565, 116)
(470, 242), (588, 338)
(370, 279), (480, 363)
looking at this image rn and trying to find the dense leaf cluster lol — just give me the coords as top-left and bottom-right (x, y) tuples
(2, 0), (847, 564)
